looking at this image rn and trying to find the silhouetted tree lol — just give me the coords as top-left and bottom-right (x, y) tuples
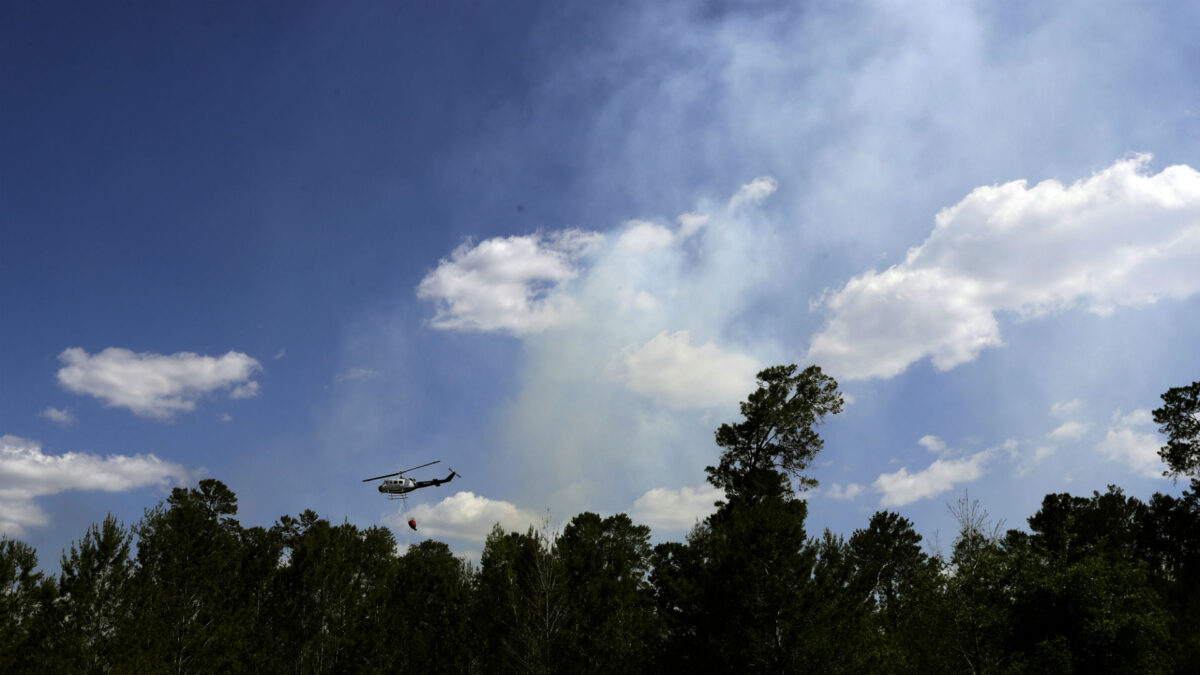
(845, 512), (947, 673)
(126, 479), (247, 673)
(557, 512), (658, 673)
(0, 537), (52, 671)
(16, 372), (1200, 672)
(270, 509), (396, 673)
(683, 473), (818, 672)
(475, 523), (565, 675)
(707, 365), (843, 496)
(1140, 485), (1200, 670)
(385, 539), (473, 673)
(54, 515), (135, 672)
(1005, 487), (1171, 673)
(1153, 380), (1200, 480)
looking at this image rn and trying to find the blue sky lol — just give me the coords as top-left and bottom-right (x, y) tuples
(4, 0), (1200, 564)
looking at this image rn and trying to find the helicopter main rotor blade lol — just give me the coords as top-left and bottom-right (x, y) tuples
(362, 470), (403, 482)
(397, 460), (440, 475)
(361, 460), (440, 483)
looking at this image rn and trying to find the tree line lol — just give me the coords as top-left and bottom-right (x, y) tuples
(2, 367), (1198, 673)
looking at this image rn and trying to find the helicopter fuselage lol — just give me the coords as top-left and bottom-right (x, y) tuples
(379, 477), (417, 494)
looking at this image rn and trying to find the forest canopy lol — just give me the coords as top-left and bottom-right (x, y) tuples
(2, 368), (1198, 673)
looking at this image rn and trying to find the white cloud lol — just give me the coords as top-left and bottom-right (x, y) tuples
(1051, 399), (1083, 417)
(0, 499), (50, 536)
(411, 178), (782, 517)
(677, 212), (708, 239)
(873, 451), (989, 507)
(1095, 408), (1164, 478)
(1016, 445), (1059, 476)
(630, 484), (722, 531)
(611, 331), (759, 409)
(416, 229), (605, 334)
(728, 176), (779, 210)
(1048, 421), (1088, 441)
(39, 407), (74, 426)
(619, 289), (660, 312)
(616, 220), (675, 253)
(1114, 409), (1154, 427)
(0, 434), (193, 536)
(57, 347), (262, 419)
(809, 156), (1200, 380)
(395, 491), (543, 542)
(918, 435), (946, 453)
(335, 368), (381, 382)
(824, 482), (865, 501)
(230, 381), (260, 399)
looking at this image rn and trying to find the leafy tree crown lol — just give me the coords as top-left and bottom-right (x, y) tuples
(1153, 381), (1200, 479)
(705, 364), (843, 496)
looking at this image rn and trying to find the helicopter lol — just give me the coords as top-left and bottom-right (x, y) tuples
(362, 460), (459, 530)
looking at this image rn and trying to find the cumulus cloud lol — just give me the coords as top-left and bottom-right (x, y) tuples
(0, 435), (192, 535)
(1048, 421), (1089, 441)
(57, 347), (262, 419)
(809, 156), (1200, 380)
(728, 176), (779, 210)
(615, 220), (676, 254)
(39, 407), (74, 426)
(379, 1), (1200, 538)
(872, 437), (997, 507)
(1051, 399), (1083, 417)
(1015, 445), (1060, 477)
(394, 491), (544, 542)
(230, 381), (260, 399)
(610, 331), (760, 409)
(416, 230), (605, 334)
(873, 453), (989, 507)
(677, 212), (708, 239)
(1095, 409), (1165, 478)
(824, 482), (865, 501)
(418, 178), (780, 516)
(918, 435), (946, 453)
(630, 484), (722, 531)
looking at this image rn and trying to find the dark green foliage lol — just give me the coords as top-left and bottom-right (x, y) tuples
(660, 363), (844, 672)
(1003, 487), (1173, 673)
(1141, 483), (1200, 669)
(655, 472), (823, 671)
(844, 512), (947, 673)
(235, 524), (285, 672)
(557, 512), (658, 674)
(126, 479), (250, 673)
(270, 510), (397, 673)
(941, 517), (1013, 673)
(12, 371), (1200, 672)
(1154, 381), (1200, 479)
(0, 537), (51, 672)
(54, 515), (135, 672)
(688, 474), (817, 672)
(801, 530), (882, 673)
(648, 539), (704, 669)
(707, 364), (842, 495)
(475, 524), (565, 675)
(386, 539), (473, 673)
